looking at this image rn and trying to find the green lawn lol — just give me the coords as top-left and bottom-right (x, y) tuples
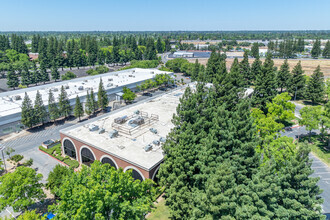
(147, 197), (170, 220)
(299, 135), (330, 166)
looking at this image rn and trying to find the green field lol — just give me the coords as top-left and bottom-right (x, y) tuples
(147, 198), (170, 220)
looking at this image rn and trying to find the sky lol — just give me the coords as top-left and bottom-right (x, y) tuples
(0, 0), (330, 31)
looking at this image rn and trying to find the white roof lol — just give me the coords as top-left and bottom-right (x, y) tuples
(173, 51), (194, 55)
(0, 68), (172, 119)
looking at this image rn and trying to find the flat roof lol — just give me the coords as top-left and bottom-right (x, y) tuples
(0, 68), (172, 119)
(173, 51), (194, 55)
(60, 85), (192, 171)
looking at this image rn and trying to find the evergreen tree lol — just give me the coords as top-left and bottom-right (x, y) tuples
(51, 60), (60, 81)
(6, 65), (19, 90)
(253, 53), (278, 111)
(58, 86), (72, 118)
(250, 56), (262, 84)
(85, 90), (93, 115)
(322, 40), (330, 58)
(289, 61), (306, 100)
(311, 39), (321, 58)
(277, 59), (291, 92)
(48, 90), (59, 122)
(307, 65), (325, 103)
(21, 92), (35, 128)
(21, 62), (31, 87)
(73, 95), (84, 121)
(156, 37), (163, 53)
(97, 78), (108, 110)
(39, 61), (49, 84)
(90, 89), (97, 114)
(34, 90), (48, 125)
(32, 62), (41, 85)
(239, 50), (251, 85)
(251, 42), (259, 58)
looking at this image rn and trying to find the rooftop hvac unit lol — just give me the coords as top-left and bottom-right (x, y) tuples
(78, 86), (84, 90)
(53, 88), (59, 92)
(132, 70), (135, 73)
(160, 137), (166, 143)
(114, 115), (128, 124)
(98, 128), (105, 134)
(128, 75), (133, 77)
(14, 95), (21, 101)
(134, 110), (140, 115)
(153, 140), (160, 145)
(129, 117), (145, 126)
(151, 71), (154, 74)
(108, 78), (113, 81)
(150, 128), (158, 134)
(144, 144), (152, 152)
(109, 130), (118, 139)
(89, 124), (99, 131)
(107, 83), (113, 87)
(65, 85), (69, 89)
(84, 80), (88, 82)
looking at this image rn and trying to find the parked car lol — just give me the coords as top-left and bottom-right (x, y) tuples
(142, 92), (153, 97)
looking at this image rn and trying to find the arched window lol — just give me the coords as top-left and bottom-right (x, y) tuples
(81, 147), (95, 166)
(63, 139), (76, 159)
(126, 168), (144, 182)
(101, 157), (117, 169)
(152, 166), (160, 183)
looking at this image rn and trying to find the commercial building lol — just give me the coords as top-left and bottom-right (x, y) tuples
(173, 51), (194, 58)
(59, 86), (189, 181)
(0, 68), (173, 136)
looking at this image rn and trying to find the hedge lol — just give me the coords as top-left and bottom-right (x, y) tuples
(39, 144), (79, 169)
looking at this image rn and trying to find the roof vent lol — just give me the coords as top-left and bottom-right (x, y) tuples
(14, 95), (21, 101)
(107, 83), (113, 87)
(144, 144), (152, 152)
(65, 85), (69, 89)
(89, 124), (99, 131)
(108, 78), (113, 81)
(153, 140), (160, 145)
(78, 86), (84, 90)
(98, 128), (105, 134)
(109, 130), (119, 139)
(114, 116), (128, 124)
(160, 137), (166, 143)
(53, 88), (58, 92)
(150, 128), (158, 134)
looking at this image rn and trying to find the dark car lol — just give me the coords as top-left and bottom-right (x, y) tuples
(142, 92), (153, 97)
(159, 87), (168, 91)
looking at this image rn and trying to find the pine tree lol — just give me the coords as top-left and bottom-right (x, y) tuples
(40, 61), (49, 84)
(58, 86), (72, 118)
(311, 39), (321, 58)
(21, 92), (35, 128)
(250, 56), (262, 84)
(34, 90), (48, 125)
(90, 89), (98, 114)
(251, 42), (259, 58)
(51, 60), (60, 81)
(21, 62), (31, 87)
(73, 95), (84, 121)
(48, 90), (59, 122)
(85, 90), (93, 115)
(307, 65), (325, 103)
(277, 59), (291, 92)
(322, 40), (330, 58)
(6, 65), (19, 90)
(239, 50), (251, 85)
(253, 53), (278, 111)
(97, 79), (108, 111)
(32, 62), (41, 85)
(289, 61), (306, 100)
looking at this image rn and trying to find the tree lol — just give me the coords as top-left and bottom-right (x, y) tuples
(289, 61), (305, 100)
(48, 90), (59, 122)
(250, 56), (262, 84)
(253, 53), (278, 111)
(73, 95), (84, 121)
(97, 78), (108, 110)
(6, 65), (19, 89)
(34, 90), (48, 126)
(51, 60), (60, 81)
(58, 86), (72, 118)
(311, 39), (321, 58)
(122, 86), (136, 103)
(39, 61), (49, 84)
(31, 62), (41, 85)
(323, 40), (330, 58)
(0, 167), (45, 212)
(277, 59), (290, 92)
(299, 106), (322, 142)
(46, 164), (72, 196)
(50, 161), (157, 219)
(307, 65), (325, 104)
(251, 42), (259, 58)
(239, 50), (251, 85)
(21, 62), (31, 86)
(17, 210), (45, 220)
(21, 92), (35, 128)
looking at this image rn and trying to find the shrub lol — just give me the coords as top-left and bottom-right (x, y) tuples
(65, 159), (79, 169)
(86, 69), (99, 75)
(120, 60), (159, 70)
(10, 154), (24, 163)
(61, 71), (77, 81)
(18, 84), (27, 89)
(23, 159), (33, 167)
(95, 65), (109, 74)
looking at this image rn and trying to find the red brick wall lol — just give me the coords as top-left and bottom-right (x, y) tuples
(60, 133), (158, 180)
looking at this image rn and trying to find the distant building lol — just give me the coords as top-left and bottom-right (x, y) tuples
(195, 44), (209, 50)
(28, 53), (39, 60)
(173, 51), (194, 58)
